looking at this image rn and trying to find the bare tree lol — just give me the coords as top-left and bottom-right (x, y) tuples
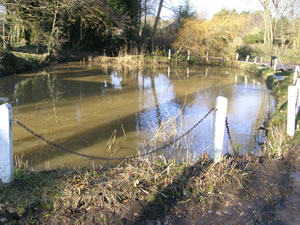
(151, 0), (164, 51)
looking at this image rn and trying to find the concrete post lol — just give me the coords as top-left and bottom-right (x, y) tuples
(0, 104), (13, 184)
(168, 49), (171, 60)
(287, 86), (297, 137)
(274, 58), (278, 71)
(187, 50), (190, 61)
(260, 56), (263, 64)
(210, 96), (228, 163)
(294, 66), (299, 85)
(206, 52), (209, 62)
(296, 78), (300, 114)
(246, 55), (249, 62)
(187, 67), (190, 78)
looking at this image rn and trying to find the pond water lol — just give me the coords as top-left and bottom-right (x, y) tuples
(0, 62), (274, 170)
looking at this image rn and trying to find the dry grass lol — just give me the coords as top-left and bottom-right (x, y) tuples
(0, 109), (252, 224)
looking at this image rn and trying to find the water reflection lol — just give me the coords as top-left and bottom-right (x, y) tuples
(0, 63), (273, 170)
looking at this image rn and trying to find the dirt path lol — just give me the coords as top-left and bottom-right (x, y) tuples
(274, 146), (300, 225)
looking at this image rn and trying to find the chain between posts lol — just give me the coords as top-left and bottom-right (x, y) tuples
(14, 108), (215, 161)
(225, 117), (236, 154)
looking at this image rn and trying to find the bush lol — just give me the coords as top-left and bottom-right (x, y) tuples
(237, 45), (263, 60)
(243, 31), (264, 44)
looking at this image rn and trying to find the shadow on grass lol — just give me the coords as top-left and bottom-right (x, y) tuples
(132, 159), (209, 225)
(0, 170), (62, 224)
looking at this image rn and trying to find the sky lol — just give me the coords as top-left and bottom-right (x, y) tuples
(165, 0), (264, 19)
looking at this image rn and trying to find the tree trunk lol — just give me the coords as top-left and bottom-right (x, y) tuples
(151, 0), (164, 51)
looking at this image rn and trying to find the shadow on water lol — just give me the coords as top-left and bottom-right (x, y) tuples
(0, 64), (273, 170)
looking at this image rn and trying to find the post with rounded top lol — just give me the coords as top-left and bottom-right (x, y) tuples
(260, 56), (263, 64)
(294, 66), (299, 85)
(274, 58), (278, 71)
(287, 86), (297, 137)
(210, 96), (228, 163)
(246, 55), (249, 62)
(0, 104), (13, 184)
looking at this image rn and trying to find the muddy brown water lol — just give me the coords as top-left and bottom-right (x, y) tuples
(0, 63), (274, 170)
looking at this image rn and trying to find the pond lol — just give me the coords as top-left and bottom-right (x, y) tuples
(0, 62), (274, 170)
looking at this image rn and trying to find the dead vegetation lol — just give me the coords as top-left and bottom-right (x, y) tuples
(0, 109), (252, 224)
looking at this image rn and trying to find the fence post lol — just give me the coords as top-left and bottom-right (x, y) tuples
(210, 96), (228, 163)
(0, 104), (13, 184)
(187, 50), (190, 61)
(294, 66), (299, 84)
(168, 49), (171, 60)
(260, 56), (263, 64)
(206, 52), (209, 62)
(236, 53), (239, 61)
(246, 55), (249, 62)
(287, 86), (297, 137)
(274, 58), (278, 71)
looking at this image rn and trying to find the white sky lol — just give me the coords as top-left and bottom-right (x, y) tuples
(191, 0), (263, 18)
(163, 0), (264, 19)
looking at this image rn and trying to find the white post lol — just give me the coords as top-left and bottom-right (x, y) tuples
(236, 53), (239, 61)
(235, 75), (237, 84)
(254, 57), (257, 64)
(274, 58), (278, 71)
(287, 86), (297, 137)
(210, 96), (228, 163)
(168, 66), (170, 77)
(206, 52), (209, 62)
(187, 67), (190, 78)
(245, 76), (248, 86)
(260, 56), (263, 64)
(297, 78), (300, 114)
(246, 55), (249, 62)
(187, 50), (190, 61)
(168, 49), (171, 60)
(0, 104), (13, 184)
(294, 66), (299, 85)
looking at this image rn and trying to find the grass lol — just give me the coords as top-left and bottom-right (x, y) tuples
(0, 109), (252, 224)
(0, 154), (251, 224)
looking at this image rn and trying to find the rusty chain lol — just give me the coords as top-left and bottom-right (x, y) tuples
(225, 117), (236, 154)
(14, 108), (215, 161)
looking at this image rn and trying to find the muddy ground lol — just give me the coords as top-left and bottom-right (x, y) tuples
(1, 151), (299, 225)
(140, 148), (300, 225)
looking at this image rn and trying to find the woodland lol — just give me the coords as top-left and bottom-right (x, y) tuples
(0, 0), (299, 61)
